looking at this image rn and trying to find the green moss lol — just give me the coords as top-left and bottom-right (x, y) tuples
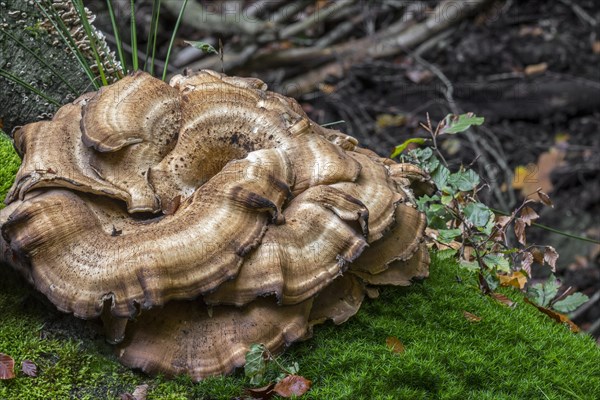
(0, 144), (598, 398)
(1, 255), (599, 399)
(0, 132), (20, 208)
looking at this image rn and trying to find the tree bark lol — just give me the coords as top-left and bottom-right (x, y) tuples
(0, 0), (92, 134)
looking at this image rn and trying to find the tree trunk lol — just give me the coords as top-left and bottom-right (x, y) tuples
(0, 0), (96, 134)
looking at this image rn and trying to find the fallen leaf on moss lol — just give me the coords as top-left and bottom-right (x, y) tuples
(524, 298), (580, 333)
(463, 311), (482, 323)
(386, 336), (405, 354)
(132, 384), (148, 400)
(491, 292), (516, 308)
(245, 382), (276, 399)
(21, 360), (37, 377)
(120, 384), (148, 400)
(273, 375), (311, 397)
(0, 353), (15, 380)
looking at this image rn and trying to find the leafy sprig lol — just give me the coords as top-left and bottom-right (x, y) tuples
(394, 113), (589, 328)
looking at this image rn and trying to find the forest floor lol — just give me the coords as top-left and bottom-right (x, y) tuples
(294, 0), (600, 335)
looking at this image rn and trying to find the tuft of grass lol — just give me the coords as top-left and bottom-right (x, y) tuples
(0, 132), (20, 207)
(144, 0), (162, 76)
(0, 243), (598, 398)
(130, 0), (138, 71)
(162, 0), (189, 81)
(106, 0), (128, 75)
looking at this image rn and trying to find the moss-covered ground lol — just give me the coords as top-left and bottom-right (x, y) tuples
(0, 132), (19, 205)
(1, 133), (599, 399)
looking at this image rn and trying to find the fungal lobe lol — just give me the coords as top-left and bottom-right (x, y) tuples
(0, 70), (430, 380)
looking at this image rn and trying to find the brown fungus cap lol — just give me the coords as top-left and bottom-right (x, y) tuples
(117, 297), (312, 381)
(0, 69), (430, 380)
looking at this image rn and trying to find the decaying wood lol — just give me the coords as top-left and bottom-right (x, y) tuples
(0, 0), (115, 133)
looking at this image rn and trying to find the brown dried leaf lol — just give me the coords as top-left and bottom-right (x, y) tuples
(524, 62), (548, 76)
(0, 353), (15, 380)
(385, 336), (405, 354)
(120, 384), (149, 400)
(273, 375), (312, 398)
(531, 247), (545, 265)
(514, 219), (527, 246)
(245, 382), (276, 399)
(491, 292), (516, 308)
(521, 252), (534, 277)
(524, 298), (580, 333)
(498, 271), (528, 289)
(537, 190), (553, 207)
(463, 311), (482, 323)
(495, 215), (512, 229)
(520, 206), (539, 226)
(132, 384), (149, 400)
(21, 359), (37, 377)
(544, 246), (559, 272)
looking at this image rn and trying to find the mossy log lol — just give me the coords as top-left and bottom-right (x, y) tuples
(0, 0), (101, 134)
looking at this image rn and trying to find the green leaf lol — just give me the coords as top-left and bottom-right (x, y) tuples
(423, 156), (440, 174)
(390, 138), (426, 158)
(527, 275), (560, 307)
(552, 293), (589, 313)
(416, 194), (440, 212)
(436, 248), (458, 260)
(429, 215), (449, 230)
(464, 202), (492, 227)
(429, 204), (445, 214)
(442, 113), (485, 134)
(438, 229), (462, 243)
(459, 260), (479, 271)
(482, 253), (511, 273)
(430, 165), (450, 190)
(184, 40), (219, 55)
(478, 215), (495, 235)
(482, 269), (499, 291)
(245, 343), (267, 385)
(441, 194), (454, 205)
(448, 169), (480, 192)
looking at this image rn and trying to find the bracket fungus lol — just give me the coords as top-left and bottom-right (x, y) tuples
(0, 70), (431, 381)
